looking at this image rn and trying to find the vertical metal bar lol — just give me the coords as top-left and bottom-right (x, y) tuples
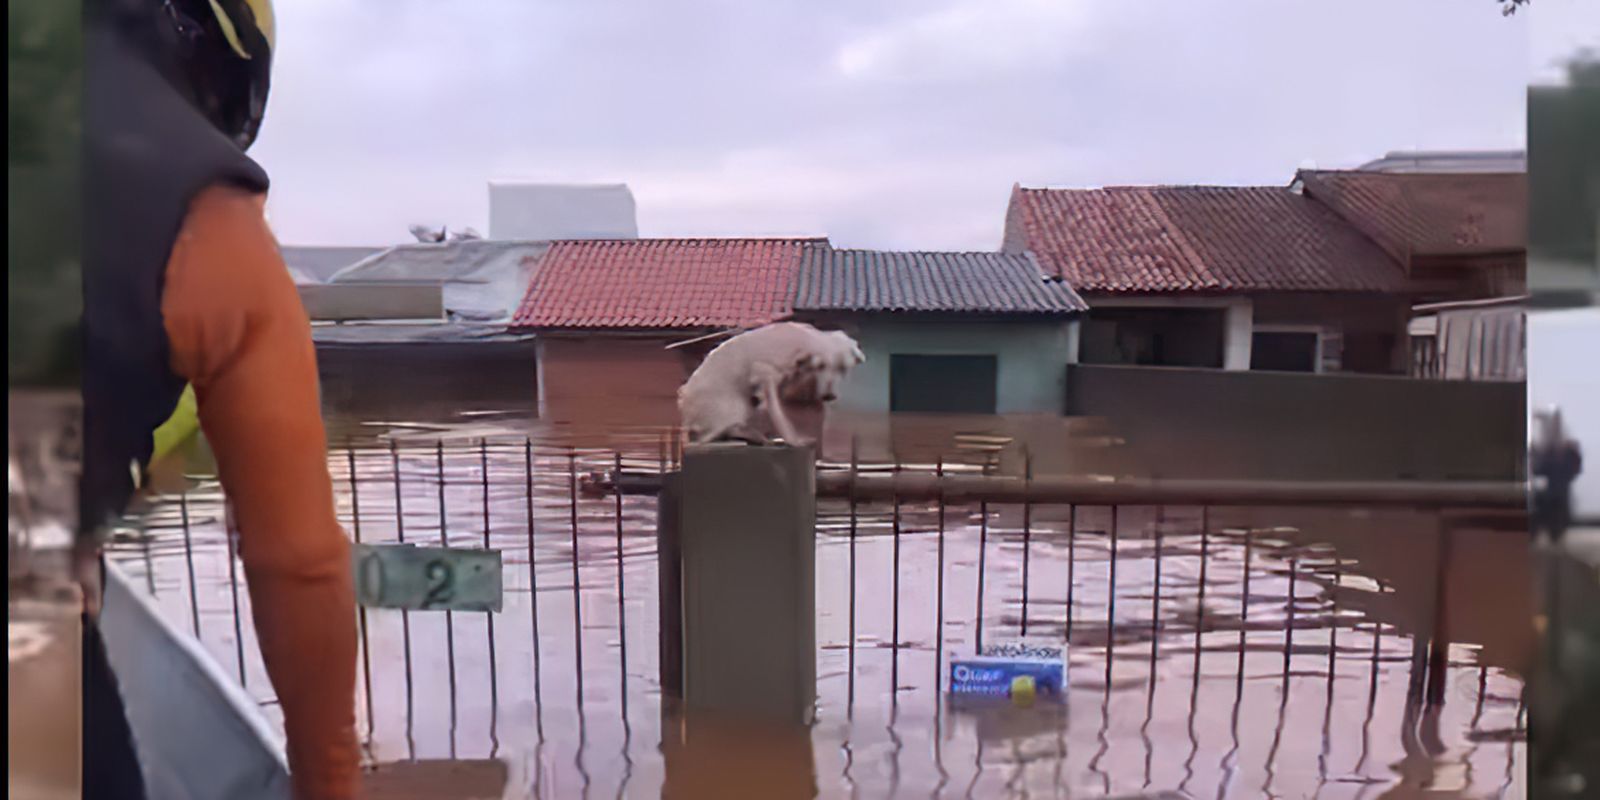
(1285, 552), (1298, 678)
(1239, 527), (1254, 681)
(1182, 506), (1209, 796)
(847, 437), (858, 712)
(348, 447), (375, 743)
(976, 496), (990, 654)
(1427, 515), (1454, 708)
(179, 490), (201, 638)
(1329, 555), (1341, 682)
(1106, 506), (1118, 687)
(891, 458), (902, 705)
(568, 449), (585, 709)
(390, 440), (415, 758)
(1319, 555), (1341, 791)
(525, 439), (543, 738)
(480, 440), (500, 750)
(614, 451), (630, 724)
(1066, 504), (1077, 642)
(224, 498), (247, 688)
(1356, 618), (1382, 776)
(1020, 448), (1033, 638)
(1151, 506), (1164, 664)
(437, 441), (458, 758)
(935, 457), (946, 696)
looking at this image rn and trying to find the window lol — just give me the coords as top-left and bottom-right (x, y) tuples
(1250, 330), (1320, 372)
(889, 354), (998, 414)
(1078, 308), (1226, 368)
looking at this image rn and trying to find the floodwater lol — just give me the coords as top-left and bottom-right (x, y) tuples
(107, 382), (1531, 799)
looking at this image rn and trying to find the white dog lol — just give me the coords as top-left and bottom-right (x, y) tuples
(678, 322), (864, 446)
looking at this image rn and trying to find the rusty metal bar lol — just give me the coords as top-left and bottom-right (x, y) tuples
(976, 496), (989, 653)
(525, 439), (544, 738)
(390, 440), (416, 758)
(1020, 450), (1033, 637)
(1066, 505), (1077, 641)
(847, 438), (858, 712)
(480, 440), (500, 746)
(934, 457), (946, 694)
(816, 473), (1523, 508)
(890, 459), (901, 706)
(436, 441), (458, 759)
(179, 490), (201, 638)
(224, 499), (247, 688)
(568, 449), (586, 712)
(347, 447), (375, 742)
(614, 451), (630, 724)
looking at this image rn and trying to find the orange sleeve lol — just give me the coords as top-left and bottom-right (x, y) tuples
(161, 185), (360, 800)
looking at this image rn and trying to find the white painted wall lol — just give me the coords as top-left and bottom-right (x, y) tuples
(833, 319), (1078, 414)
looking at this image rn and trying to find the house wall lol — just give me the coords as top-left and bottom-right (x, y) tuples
(535, 335), (693, 429)
(818, 317), (1078, 414)
(316, 341), (537, 422)
(1080, 292), (1411, 375)
(1082, 294), (1254, 370)
(1251, 293), (1411, 373)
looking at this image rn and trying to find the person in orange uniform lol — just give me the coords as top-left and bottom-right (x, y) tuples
(82, 1), (358, 798)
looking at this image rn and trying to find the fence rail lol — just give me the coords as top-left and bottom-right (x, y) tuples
(106, 436), (1528, 797)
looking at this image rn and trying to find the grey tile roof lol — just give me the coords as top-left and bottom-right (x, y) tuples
(793, 249), (1087, 314)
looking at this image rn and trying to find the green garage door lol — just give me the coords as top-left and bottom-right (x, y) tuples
(890, 354), (998, 414)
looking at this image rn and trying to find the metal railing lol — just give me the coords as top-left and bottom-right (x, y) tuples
(107, 437), (1529, 797)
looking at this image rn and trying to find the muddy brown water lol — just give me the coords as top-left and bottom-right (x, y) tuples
(107, 401), (1530, 799)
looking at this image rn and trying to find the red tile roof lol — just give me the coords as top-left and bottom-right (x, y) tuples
(511, 238), (822, 330)
(1007, 185), (1411, 294)
(1294, 170), (1527, 260)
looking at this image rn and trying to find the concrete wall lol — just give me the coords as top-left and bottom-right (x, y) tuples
(824, 318), (1077, 415)
(1065, 364), (1525, 481)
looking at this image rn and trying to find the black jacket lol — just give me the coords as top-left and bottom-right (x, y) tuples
(80, 7), (269, 536)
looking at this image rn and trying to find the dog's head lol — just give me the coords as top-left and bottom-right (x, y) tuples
(788, 331), (865, 403)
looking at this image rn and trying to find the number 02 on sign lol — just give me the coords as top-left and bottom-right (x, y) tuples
(353, 544), (503, 612)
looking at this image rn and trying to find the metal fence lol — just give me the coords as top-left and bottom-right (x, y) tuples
(109, 437), (1530, 796)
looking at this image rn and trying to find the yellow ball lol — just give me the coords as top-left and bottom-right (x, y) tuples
(1010, 675), (1037, 707)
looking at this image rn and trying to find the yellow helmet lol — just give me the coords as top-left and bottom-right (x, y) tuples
(161, 0), (276, 149)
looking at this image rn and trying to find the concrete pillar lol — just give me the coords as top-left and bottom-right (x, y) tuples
(669, 444), (817, 724)
(1224, 298), (1255, 371)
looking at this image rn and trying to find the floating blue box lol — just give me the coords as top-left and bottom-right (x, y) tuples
(948, 644), (1066, 700)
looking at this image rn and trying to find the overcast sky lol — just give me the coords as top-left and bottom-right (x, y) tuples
(252, 0), (1590, 250)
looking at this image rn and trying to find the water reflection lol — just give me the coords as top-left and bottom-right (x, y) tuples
(111, 406), (1528, 798)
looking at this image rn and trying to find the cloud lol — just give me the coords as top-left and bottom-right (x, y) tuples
(253, 0), (1530, 250)
(834, 0), (1097, 81)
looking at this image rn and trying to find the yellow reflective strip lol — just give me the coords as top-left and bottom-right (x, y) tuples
(207, 0), (252, 60)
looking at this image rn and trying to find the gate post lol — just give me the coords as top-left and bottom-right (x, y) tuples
(661, 443), (816, 724)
